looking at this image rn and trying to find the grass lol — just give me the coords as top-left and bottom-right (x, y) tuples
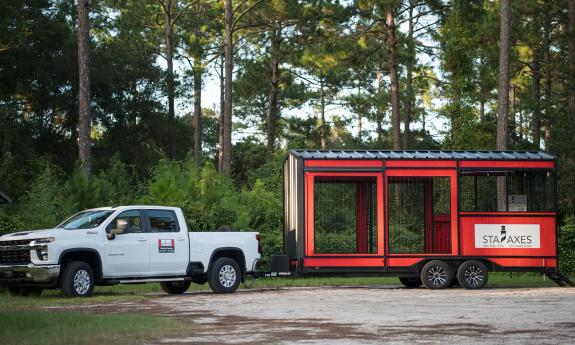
(0, 310), (187, 345)
(0, 272), (567, 309)
(0, 273), (568, 345)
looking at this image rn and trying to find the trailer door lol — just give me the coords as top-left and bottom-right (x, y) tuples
(385, 169), (458, 257)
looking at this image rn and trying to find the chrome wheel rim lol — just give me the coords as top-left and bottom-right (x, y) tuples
(73, 269), (91, 295)
(464, 266), (484, 287)
(427, 265), (448, 287)
(218, 265), (236, 288)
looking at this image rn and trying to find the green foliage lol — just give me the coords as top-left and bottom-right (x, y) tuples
(17, 163), (76, 229)
(0, 209), (23, 235)
(559, 217), (575, 275)
(140, 160), (251, 231)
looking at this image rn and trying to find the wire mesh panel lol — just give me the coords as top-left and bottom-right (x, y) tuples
(313, 176), (377, 254)
(460, 170), (555, 212)
(388, 178), (425, 254)
(388, 176), (451, 254)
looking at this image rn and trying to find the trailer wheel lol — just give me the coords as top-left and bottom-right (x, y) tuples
(421, 260), (453, 289)
(457, 260), (488, 289)
(160, 281), (191, 294)
(399, 277), (422, 288)
(208, 257), (241, 294)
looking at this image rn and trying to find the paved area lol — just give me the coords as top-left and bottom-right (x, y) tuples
(49, 286), (575, 344)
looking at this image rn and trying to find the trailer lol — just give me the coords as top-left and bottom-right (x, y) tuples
(277, 150), (573, 289)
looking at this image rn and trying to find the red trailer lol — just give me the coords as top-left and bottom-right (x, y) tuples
(281, 150), (573, 289)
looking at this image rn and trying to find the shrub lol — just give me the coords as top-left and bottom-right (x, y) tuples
(17, 163), (76, 229)
(559, 217), (575, 275)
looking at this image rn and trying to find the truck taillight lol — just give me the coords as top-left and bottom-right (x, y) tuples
(256, 234), (263, 255)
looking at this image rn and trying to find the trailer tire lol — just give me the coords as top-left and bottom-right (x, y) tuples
(8, 286), (43, 297)
(399, 277), (422, 288)
(421, 260), (453, 289)
(160, 281), (191, 294)
(60, 261), (95, 297)
(457, 260), (488, 289)
(208, 257), (240, 294)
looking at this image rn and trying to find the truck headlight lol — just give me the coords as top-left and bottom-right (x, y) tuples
(32, 237), (54, 261)
(34, 237), (55, 244)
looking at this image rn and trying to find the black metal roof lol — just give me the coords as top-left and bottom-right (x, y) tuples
(290, 150), (556, 161)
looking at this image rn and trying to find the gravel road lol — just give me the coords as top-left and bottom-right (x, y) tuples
(49, 285), (575, 344)
(152, 286), (575, 345)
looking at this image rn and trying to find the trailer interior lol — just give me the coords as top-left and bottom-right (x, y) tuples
(281, 150), (573, 289)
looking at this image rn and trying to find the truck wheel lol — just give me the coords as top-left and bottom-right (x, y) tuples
(8, 287), (43, 297)
(60, 261), (95, 297)
(421, 260), (453, 289)
(208, 257), (241, 294)
(399, 277), (422, 288)
(160, 281), (191, 294)
(457, 260), (488, 290)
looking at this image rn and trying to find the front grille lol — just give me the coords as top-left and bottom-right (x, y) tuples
(1, 240), (32, 246)
(0, 240), (32, 264)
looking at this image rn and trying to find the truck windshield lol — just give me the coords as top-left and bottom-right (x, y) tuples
(58, 210), (114, 230)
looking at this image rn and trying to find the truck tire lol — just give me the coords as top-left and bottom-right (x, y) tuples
(60, 261), (95, 297)
(208, 257), (241, 294)
(8, 286), (43, 297)
(457, 260), (488, 290)
(160, 281), (191, 294)
(399, 277), (422, 288)
(421, 260), (453, 289)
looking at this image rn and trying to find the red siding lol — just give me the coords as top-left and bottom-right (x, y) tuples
(460, 215), (556, 257)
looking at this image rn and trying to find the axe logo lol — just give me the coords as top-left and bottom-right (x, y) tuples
(500, 225), (507, 242)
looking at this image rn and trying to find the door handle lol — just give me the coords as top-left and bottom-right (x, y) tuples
(176, 237), (185, 241)
(137, 238), (147, 242)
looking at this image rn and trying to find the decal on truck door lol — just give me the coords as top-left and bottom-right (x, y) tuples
(474, 224), (540, 249)
(158, 239), (175, 253)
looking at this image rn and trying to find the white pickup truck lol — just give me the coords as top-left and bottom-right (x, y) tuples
(0, 206), (261, 297)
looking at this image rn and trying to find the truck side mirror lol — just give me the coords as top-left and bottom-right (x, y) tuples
(106, 232), (116, 240)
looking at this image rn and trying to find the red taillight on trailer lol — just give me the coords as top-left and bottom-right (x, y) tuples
(256, 234), (263, 255)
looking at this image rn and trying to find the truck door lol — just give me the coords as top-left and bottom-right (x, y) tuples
(104, 210), (150, 276)
(144, 209), (189, 276)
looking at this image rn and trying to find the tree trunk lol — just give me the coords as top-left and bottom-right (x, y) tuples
(221, 0), (233, 175)
(163, 0), (176, 159)
(543, 10), (552, 150)
(357, 84), (362, 140)
(193, 55), (202, 165)
(532, 44), (541, 148)
(569, 0), (575, 121)
(510, 84), (516, 141)
(218, 54), (225, 172)
(77, 0), (92, 178)
(320, 77), (326, 149)
(479, 51), (486, 122)
(375, 70), (384, 144)
(266, 27), (281, 161)
(496, 0), (511, 151)
(496, 0), (511, 212)
(403, 0), (415, 150)
(386, 1), (401, 150)
(193, 5), (203, 166)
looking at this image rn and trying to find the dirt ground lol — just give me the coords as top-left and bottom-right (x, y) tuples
(47, 286), (575, 344)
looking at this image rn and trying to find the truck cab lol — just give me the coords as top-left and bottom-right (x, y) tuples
(0, 206), (261, 297)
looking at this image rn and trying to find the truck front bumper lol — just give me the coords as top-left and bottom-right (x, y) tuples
(0, 264), (60, 287)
